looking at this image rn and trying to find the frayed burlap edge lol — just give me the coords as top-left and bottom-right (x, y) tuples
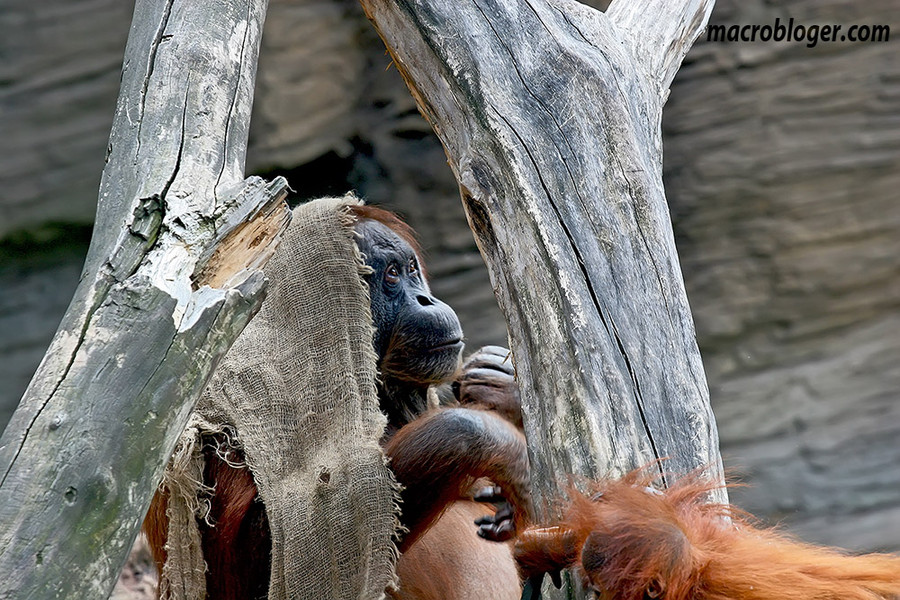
(158, 415), (220, 600)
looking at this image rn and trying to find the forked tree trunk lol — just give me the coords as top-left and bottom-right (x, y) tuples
(0, 0), (289, 597)
(359, 0), (724, 522)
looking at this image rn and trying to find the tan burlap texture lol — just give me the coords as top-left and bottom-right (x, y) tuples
(159, 196), (399, 600)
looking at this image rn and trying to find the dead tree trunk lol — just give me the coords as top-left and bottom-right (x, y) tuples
(0, 1), (289, 597)
(360, 0), (724, 515)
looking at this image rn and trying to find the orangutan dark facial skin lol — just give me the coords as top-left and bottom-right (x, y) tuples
(354, 218), (464, 387)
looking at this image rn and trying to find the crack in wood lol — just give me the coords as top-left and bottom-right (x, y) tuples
(613, 159), (674, 323)
(213, 0), (255, 217)
(0, 293), (98, 486)
(160, 84), (190, 208)
(136, 0), (177, 158)
(552, 3), (598, 50)
(489, 105), (603, 332)
(608, 318), (667, 483)
(485, 106), (668, 473)
(461, 188), (497, 250)
(471, 0), (640, 319)
(133, 303), (218, 419)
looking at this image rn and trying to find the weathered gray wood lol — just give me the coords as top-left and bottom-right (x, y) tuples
(606, 0), (714, 92)
(360, 0), (725, 523)
(0, 0), (289, 597)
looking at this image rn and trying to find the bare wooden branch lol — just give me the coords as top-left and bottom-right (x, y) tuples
(360, 0), (724, 534)
(606, 0), (715, 90)
(0, 0), (288, 597)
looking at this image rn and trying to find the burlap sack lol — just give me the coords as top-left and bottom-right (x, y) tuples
(159, 196), (399, 600)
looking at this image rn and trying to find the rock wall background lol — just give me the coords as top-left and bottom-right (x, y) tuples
(1, 0), (898, 562)
(667, 1), (900, 550)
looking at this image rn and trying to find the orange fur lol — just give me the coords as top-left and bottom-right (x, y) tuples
(392, 501), (520, 600)
(144, 487), (169, 574)
(517, 469), (900, 600)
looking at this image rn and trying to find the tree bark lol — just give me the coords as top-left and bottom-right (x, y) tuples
(359, 0), (724, 519)
(0, 0), (289, 597)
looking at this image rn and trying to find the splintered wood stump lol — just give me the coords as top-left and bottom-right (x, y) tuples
(0, 1), (289, 597)
(360, 0), (725, 520)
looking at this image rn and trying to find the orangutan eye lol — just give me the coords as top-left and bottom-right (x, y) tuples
(385, 264), (401, 285)
(645, 579), (664, 599)
(408, 257), (419, 276)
